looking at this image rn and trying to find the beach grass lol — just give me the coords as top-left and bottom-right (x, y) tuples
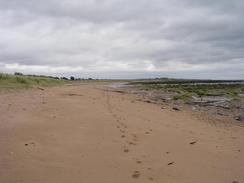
(0, 73), (68, 91)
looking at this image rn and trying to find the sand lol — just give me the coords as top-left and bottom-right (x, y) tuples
(0, 82), (244, 183)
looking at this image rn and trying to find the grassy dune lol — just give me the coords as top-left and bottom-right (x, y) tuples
(0, 73), (68, 91)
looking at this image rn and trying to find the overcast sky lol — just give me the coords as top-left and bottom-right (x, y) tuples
(0, 0), (243, 79)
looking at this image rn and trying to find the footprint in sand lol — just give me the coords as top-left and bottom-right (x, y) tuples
(25, 142), (35, 146)
(132, 171), (140, 179)
(167, 162), (174, 166)
(189, 141), (197, 145)
(128, 141), (137, 145)
(124, 149), (129, 153)
(136, 160), (142, 164)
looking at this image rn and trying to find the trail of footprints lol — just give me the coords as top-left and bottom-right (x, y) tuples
(114, 113), (148, 180)
(105, 92), (155, 181)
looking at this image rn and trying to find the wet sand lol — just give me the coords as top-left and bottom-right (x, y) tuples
(0, 82), (244, 183)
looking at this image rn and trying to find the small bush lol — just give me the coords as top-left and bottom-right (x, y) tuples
(70, 76), (75, 80)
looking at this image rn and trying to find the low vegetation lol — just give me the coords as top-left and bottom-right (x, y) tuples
(128, 79), (244, 122)
(131, 81), (244, 101)
(0, 73), (68, 91)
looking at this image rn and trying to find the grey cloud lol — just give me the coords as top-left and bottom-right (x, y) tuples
(0, 0), (243, 78)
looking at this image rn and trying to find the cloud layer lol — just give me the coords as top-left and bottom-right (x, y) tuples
(0, 0), (244, 79)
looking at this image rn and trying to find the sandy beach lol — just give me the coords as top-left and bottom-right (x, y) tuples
(0, 82), (244, 183)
